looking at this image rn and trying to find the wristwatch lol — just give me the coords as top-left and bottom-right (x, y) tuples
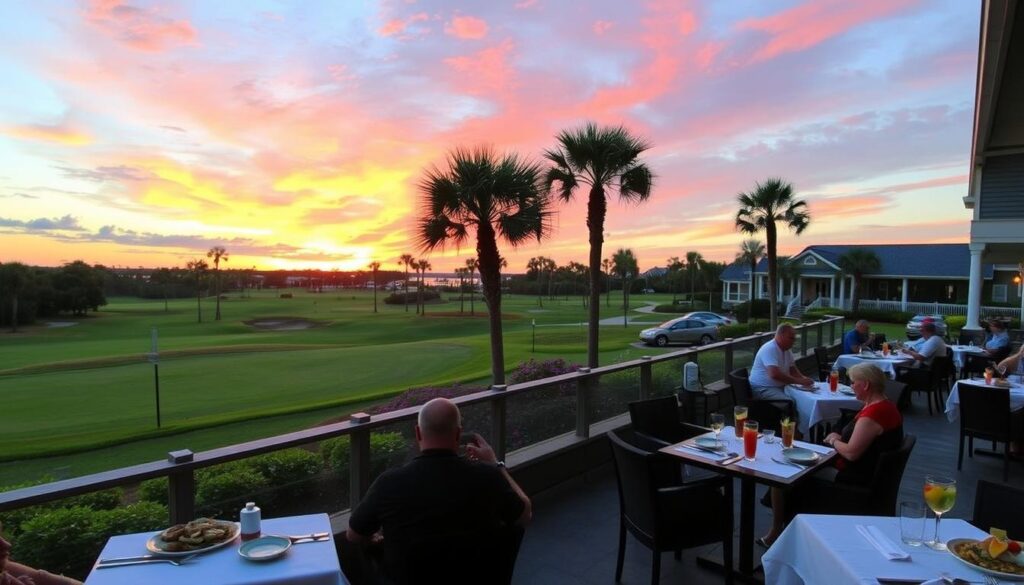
(495, 460), (506, 469)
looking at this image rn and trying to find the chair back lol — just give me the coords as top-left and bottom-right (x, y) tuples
(929, 355), (955, 387)
(728, 368), (753, 406)
(958, 384), (1012, 440)
(608, 429), (660, 542)
(883, 379), (909, 411)
(629, 395), (684, 444)
(962, 353), (995, 379)
(813, 346), (830, 368)
(972, 480), (1024, 541)
(391, 526), (524, 585)
(867, 434), (917, 515)
(870, 333), (887, 350)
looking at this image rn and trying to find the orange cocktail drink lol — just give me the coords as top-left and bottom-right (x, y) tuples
(743, 420), (759, 461)
(734, 406), (748, 438)
(780, 419), (795, 448)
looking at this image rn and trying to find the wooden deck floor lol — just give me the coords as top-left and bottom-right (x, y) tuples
(513, 391), (1024, 584)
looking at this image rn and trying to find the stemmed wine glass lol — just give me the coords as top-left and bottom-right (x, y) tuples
(923, 475), (956, 550)
(709, 413), (725, 446)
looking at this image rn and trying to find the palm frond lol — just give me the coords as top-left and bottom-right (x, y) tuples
(618, 164), (653, 203)
(417, 215), (468, 252)
(544, 166), (578, 202)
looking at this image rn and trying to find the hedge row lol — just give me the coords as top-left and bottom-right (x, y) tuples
(719, 319), (772, 338)
(384, 291), (441, 304)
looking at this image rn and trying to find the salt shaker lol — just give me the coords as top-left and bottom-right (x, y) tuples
(240, 501), (261, 541)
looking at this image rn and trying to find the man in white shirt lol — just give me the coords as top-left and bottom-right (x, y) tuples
(749, 324), (815, 400)
(902, 321), (947, 366)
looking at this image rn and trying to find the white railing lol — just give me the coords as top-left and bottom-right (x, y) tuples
(857, 299), (1022, 318)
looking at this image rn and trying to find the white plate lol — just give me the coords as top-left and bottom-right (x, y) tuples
(781, 447), (819, 464)
(947, 538), (1024, 581)
(146, 520), (239, 557)
(838, 387), (856, 396)
(239, 535), (291, 562)
(695, 437), (726, 450)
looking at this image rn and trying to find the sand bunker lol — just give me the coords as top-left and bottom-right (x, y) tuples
(46, 321), (79, 328)
(245, 317), (321, 331)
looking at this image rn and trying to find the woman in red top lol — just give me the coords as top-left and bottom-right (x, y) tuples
(759, 363), (903, 546)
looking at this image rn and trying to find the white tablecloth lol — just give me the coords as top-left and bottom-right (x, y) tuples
(947, 345), (986, 369)
(85, 513), (346, 585)
(944, 376), (1024, 422)
(784, 382), (863, 434)
(711, 428), (835, 479)
(835, 354), (913, 378)
(763, 515), (987, 585)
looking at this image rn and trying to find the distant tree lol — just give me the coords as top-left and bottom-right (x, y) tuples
(736, 239), (765, 306)
(455, 267), (467, 313)
(545, 122), (653, 368)
(736, 178), (811, 330)
(206, 246), (229, 321)
(187, 259), (209, 323)
(567, 261), (589, 306)
(776, 256), (802, 308)
(465, 258), (478, 316)
(602, 257), (612, 308)
(612, 249), (638, 326)
(0, 262), (30, 332)
(369, 261), (381, 313)
(53, 261), (107, 316)
(838, 248), (881, 312)
(666, 256), (683, 302)
(398, 253), (415, 313)
(526, 256), (546, 307)
(151, 267), (174, 312)
(685, 251), (704, 305)
(417, 259), (432, 316)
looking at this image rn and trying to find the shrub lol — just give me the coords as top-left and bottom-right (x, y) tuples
(196, 468), (269, 517)
(652, 304), (685, 313)
(719, 319), (771, 338)
(733, 299), (772, 322)
(137, 477), (168, 506)
(322, 432), (409, 480)
(946, 315), (966, 332)
(280, 293), (292, 298)
(13, 501), (167, 580)
(248, 449), (323, 488)
(0, 479), (122, 537)
(367, 383), (484, 414)
(384, 291), (440, 305)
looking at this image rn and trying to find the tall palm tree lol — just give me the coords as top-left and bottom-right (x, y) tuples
(685, 250), (704, 307)
(666, 256), (683, 303)
(567, 261), (588, 306)
(206, 246), (229, 321)
(369, 261), (381, 313)
(612, 248), (638, 327)
(545, 122), (653, 368)
(0, 262), (30, 333)
(455, 267), (467, 313)
(398, 253), (415, 312)
(526, 256), (545, 308)
(736, 239), (765, 307)
(418, 146), (550, 385)
(837, 248), (881, 312)
(187, 259), (208, 323)
(602, 257), (613, 308)
(735, 178), (811, 330)
(416, 259), (432, 316)
(465, 258), (478, 316)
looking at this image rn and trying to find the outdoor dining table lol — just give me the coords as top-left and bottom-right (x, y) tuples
(84, 513), (347, 585)
(946, 344), (987, 370)
(784, 381), (862, 436)
(762, 514), (990, 585)
(834, 352), (913, 379)
(944, 375), (1024, 422)
(661, 428), (836, 580)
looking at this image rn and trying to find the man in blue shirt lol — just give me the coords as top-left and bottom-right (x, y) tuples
(983, 319), (1011, 361)
(842, 320), (875, 354)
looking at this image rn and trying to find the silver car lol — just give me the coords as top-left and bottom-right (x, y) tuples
(905, 314), (948, 340)
(681, 311), (737, 327)
(640, 317), (719, 347)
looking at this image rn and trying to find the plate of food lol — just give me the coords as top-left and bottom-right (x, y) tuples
(146, 518), (239, 556)
(948, 529), (1024, 580)
(694, 437), (726, 451)
(781, 447), (819, 464)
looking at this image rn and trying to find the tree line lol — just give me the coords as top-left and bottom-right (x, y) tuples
(0, 261), (107, 331)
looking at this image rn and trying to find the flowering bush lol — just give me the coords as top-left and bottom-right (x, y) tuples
(367, 383), (484, 414)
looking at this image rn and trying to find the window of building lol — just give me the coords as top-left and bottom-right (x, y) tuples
(993, 284), (1008, 303)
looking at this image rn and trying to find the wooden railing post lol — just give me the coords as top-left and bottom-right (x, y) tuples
(576, 371), (591, 439)
(349, 427), (370, 508)
(830, 318), (837, 346)
(491, 393), (507, 462)
(800, 323), (809, 356)
(167, 469), (195, 525)
(639, 360), (652, 400)
(816, 321), (824, 354)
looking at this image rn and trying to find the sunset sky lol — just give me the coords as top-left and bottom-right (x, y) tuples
(0, 0), (980, 272)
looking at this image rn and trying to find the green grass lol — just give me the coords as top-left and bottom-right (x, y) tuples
(0, 290), (672, 481)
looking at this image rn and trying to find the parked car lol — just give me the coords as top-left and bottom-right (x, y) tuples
(905, 314), (948, 340)
(639, 317), (719, 347)
(680, 311), (737, 327)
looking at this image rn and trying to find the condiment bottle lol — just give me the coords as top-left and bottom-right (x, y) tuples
(240, 502), (261, 541)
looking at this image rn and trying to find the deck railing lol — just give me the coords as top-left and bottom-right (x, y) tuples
(0, 316), (845, 524)
(857, 299), (1021, 318)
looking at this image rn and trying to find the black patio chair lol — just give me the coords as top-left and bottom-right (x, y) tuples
(813, 346), (834, 381)
(884, 379), (910, 411)
(727, 368), (795, 434)
(961, 353), (994, 380)
(628, 395), (728, 486)
(607, 429), (732, 585)
(957, 384), (1020, 482)
(971, 480), (1024, 541)
(896, 355), (954, 415)
(869, 333), (887, 351)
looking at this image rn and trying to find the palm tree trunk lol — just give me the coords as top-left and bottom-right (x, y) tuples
(470, 270), (475, 315)
(460, 274), (465, 313)
(11, 296), (18, 333)
(476, 229), (506, 385)
(586, 186), (607, 368)
(163, 286), (168, 312)
(373, 274), (378, 313)
(404, 266), (410, 312)
(196, 288), (202, 323)
(215, 271), (222, 321)
(749, 261), (756, 307)
(766, 224), (779, 331)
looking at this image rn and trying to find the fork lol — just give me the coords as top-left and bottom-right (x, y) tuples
(287, 532), (331, 543)
(96, 553), (198, 569)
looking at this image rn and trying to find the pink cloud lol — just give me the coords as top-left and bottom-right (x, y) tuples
(83, 0), (196, 52)
(444, 39), (517, 95)
(593, 20), (614, 35)
(695, 41), (725, 71)
(445, 15), (488, 39)
(738, 0), (918, 63)
(378, 12), (429, 37)
(514, 0), (539, 9)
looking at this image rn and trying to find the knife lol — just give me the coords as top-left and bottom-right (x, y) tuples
(721, 454), (744, 466)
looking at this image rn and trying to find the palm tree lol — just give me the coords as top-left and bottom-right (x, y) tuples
(736, 239), (765, 307)
(416, 259), (431, 316)
(666, 256), (683, 303)
(612, 248), (638, 327)
(369, 261), (381, 313)
(398, 254), (415, 312)
(206, 246), (229, 321)
(151, 267), (173, 312)
(602, 257), (613, 308)
(526, 256), (545, 307)
(545, 122), (653, 368)
(454, 267), (467, 313)
(837, 248), (881, 312)
(685, 250), (704, 307)
(0, 262), (30, 333)
(735, 178), (811, 330)
(418, 146), (550, 385)
(465, 258), (478, 316)
(567, 261), (588, 306)
(187, 259), (208, 323)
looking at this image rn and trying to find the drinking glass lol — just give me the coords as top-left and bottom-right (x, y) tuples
(829, 370), (839, 393)
(923, 475), (956, 550)
(762, 429), (775, 444)
(743, 420), (759, 461)
(733, 406), (748, 438)
(899, 502), (926, 546)
(780, 420), (795, 448)
(709, 413), (725, 445)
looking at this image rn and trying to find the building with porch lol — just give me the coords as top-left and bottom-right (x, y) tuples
(963, 0), (1024, 330)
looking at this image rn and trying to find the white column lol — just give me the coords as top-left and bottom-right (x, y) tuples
(756, 275), (762, 299)
(838, 276), (846, 310)
(965, 243), (985, 330)
(901, 278), (909, 312)
(829, 276), (836, 307)
(778, 277), (784, 302)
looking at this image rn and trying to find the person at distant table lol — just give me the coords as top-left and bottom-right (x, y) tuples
(0, 533), (82, 585)
(749, 323), (815, 401)
(983, 319), (1012, 361)
(842, 320), (875, 354)
(901, 321), (947, 366)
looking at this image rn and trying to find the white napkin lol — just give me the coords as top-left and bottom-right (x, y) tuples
(856, 524), (910, 561)
(673, 444), (731, 462)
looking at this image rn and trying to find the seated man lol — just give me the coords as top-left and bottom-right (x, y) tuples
(901, 321), (947, 366)
(749, 324), (815, 400)
(983, 319), (1012, 361)
(842, 319), (875, 354)
(344, 398), (531, 585)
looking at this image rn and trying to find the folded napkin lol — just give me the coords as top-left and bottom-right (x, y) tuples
(673, 444), (731, 462)
(856, 524), (910, 561)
